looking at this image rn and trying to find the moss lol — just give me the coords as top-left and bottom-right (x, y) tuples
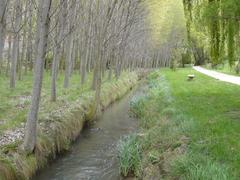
(0, 72), (140, 180)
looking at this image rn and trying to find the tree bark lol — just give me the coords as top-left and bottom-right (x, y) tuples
(26, 0), (33, 73)
(22, 0), (52, 153)
(10, 0), (21, 88)
(51, 0), (67, 101)
(63, 0), (77, 88)
(0, 0), (6, 74)
(5, 35), (11, 76)
(19, 2), (27, 80)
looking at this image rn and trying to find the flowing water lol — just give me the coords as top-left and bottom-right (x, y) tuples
(33, 87), (141, 180)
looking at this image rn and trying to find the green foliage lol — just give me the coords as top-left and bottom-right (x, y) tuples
(146, 0), (186, 46)
(183, 0), (240, 66)
(117, 134), (142, 177)
(204, 62), (240, 76)
(227, 20), (235, 67)
(181, 52), (192, 67)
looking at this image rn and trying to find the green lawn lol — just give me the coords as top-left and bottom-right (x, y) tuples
(164, 68), (240, 178)
(124, 68), (240, 179)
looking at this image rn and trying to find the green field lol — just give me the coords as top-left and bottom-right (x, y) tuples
(120, 68), (240, 179)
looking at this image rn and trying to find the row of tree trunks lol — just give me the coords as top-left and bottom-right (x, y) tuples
(0, 0), (166, 153)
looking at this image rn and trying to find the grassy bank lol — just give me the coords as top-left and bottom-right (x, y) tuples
(0, 71), (140, 180)
(0, 72), (94, 133)
(119, 68), (240, 179)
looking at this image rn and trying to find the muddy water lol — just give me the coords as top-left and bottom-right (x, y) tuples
(33, 87), (141, 180)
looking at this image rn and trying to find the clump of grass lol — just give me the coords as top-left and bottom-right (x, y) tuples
(117, 134), (142, 177)
(130, 94), (147, 119)
(0, 156), (17, 180)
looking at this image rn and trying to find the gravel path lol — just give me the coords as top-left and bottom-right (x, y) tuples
(193, 66), (240, 85)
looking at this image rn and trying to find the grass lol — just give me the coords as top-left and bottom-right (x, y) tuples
(121, 68), (240, 179)
(117, 134), (142, 177)
(0, 71), (126, 133)
(0, 71), (86, 132)
(0, 71), (140, 180)
(172, 153), (232, 180)
(165, 68), (240, 178)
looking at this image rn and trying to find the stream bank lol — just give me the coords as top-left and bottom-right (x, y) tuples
(33, 81), (142, 180)
(0, 72), (142, 180)
(118, 71), (186, 179)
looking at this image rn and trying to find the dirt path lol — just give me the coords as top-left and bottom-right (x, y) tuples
(193, 66), (240, 85)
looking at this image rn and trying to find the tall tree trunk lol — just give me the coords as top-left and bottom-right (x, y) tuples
(19, 5), (27, 81)
(63, 0), (77, 88)
(22, 0), (52, 153)
(5, 35), (11, 76)
(51, 0), (67, 101)
(63, 32), (74, 88)
(10, 0), (21, 88)
(81, 26), (92, 85)
(0, 0), (7, 74)
(26, 0), (33, 73)
(94, 51), (102, 117)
